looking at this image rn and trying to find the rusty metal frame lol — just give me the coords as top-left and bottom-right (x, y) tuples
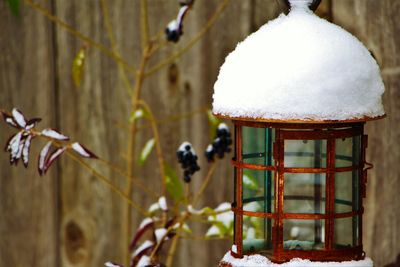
(230, 121), (369, 263)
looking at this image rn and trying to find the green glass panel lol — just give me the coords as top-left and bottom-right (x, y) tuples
(335, 171), (359, 213)
(284, 173), (326, 214)
(283, 219), (325, 250)
(334, 216), (359, 248)
(242, 126), (274, 165)
(242, 169), (274, 213)
(243, 215), (273, 255)
(335, 136), (361, 167)
(284, 140), (327, 168)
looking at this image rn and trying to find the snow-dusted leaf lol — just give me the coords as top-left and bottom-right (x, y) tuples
(13, 137), (25, 165)
(38, 141), (52, 176)
(71, 142), (98, 158)
(25, 118), (42, 130)
(158, 196), (168, 211)
(104, 262), (124, 267)
(148, 202), (160, 213)
(43, 147), (67, 174)
(139, 138), (155, 166)
(129, 218), (154, 250)
(136, 255), (151, 267)
(1, 111), (18, 128)
(154, 228), (168, 244)
(7, 132), (22, 164)
(132, 240), (154, 258)
(72, 48), (86, 88)
(22, 135), (33, 167)
(41, 128), (69, 141)
(12, 108), (26, 128)
(129, 108), (148, 123)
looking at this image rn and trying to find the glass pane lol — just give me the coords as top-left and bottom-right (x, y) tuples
(335, 136), (361, 168)
(334, 216), (359, 248)
(243, 215), (273, 255)
(283, 219), (325, 250)
(284, 173), (326, 214)
(243, 169), (274, 213)
(335, 171), (359, 213)
(242, 127), (274, 165)
(284, 140), (327, 168)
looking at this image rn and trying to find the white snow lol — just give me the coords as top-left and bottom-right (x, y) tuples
(148, 202), (160, 213)
(154, 228), (168, 243)
(177, 141), (197, 155)
(212, 2), (385, 121)
(218, 122), (229, 131)
(9, 132), (22, 159)
(137, 255), (151, 267)
(221, 252), (374, 267)
(22, 134), (32, 166)
(139, 217), (153, 229)
(188, 205), (204, 215)
(231, 244), (238, 254)
(158, 196), (168, 211)
(12, 108), (26, 128)
(41, 129), (69, 141)
(71, 142), (90, 158)
(132, 240), (154, 258)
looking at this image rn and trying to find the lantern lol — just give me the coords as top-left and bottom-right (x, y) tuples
(213, 0), (385, 266)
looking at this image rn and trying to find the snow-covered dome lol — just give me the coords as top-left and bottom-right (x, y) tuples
(212, 0), (385, 122)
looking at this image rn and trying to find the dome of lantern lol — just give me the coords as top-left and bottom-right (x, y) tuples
(212, 0), (385, 122)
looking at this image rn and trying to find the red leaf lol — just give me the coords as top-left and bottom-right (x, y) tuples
(43, 147), (66, 174)
(25, 118), (42, 130)
(38, 142), (52, 176)
(41, 128), (69, 141)
(71, 142), (98, 159)
(12, 108), (26, 128)
(1, 111), (18, 128)
(129, 218), (154, 251)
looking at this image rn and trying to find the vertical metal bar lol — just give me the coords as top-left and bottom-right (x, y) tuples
(264, 128), (267, 245)
(267, 128), (273, 248)
(274, 129), (284, 260)
(326, 137), (336, 249)
(360, 127), (367, 249)
(314, 140), (322, 244)
(351, 135), (359, 246)
(235, 124), (243, 256)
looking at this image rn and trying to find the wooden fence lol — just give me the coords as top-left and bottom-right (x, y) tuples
(0, 0), (399, 266)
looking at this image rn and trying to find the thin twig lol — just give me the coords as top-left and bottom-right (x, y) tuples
(140, 0), (150, 50)
(65, 151), (148, 216)
(24, 0), (136, 74)
(192, 161), (218, 206)
(138, 100), (167, 197)
(99, 0), (135, 98)
(145, 0), (231, 76)
(165, 234), (180, 267)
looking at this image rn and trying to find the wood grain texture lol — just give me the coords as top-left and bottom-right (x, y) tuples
(0, 1), (58, 266)
(332, 1), (400, 266)
(0, 0), (399, 266)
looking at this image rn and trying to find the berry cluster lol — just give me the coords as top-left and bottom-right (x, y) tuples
(176, 142), (200, 183)
(165, 2), (192, 43)
(205, 123), (232, 162)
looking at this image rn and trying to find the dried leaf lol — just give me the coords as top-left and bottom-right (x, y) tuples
(7, 132), (22, 164)
(129, 218), (154, 250)
(41, 128), (69, 141)
(38, 142), (52, 176)
(25, 118), (42, 130)
(12, 108), (26, 128)
(104, 262), (124, 267)
(44, 147), (67, 174)
(72, 48), (86, 88)
(22, 135), (33, 167)
(139, 138), (155, 166)
(1, 111), (18, 128)
(71, 142), (98, 158)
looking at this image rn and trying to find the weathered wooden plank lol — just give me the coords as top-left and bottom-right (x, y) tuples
(0, 1), (58, 266)
(53, 0), (136, 266)
(332, 1), (400, 266)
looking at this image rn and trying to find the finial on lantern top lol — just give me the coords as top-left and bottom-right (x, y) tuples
(284, 0), (322, 11)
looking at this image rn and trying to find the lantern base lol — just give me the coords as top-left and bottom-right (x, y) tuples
(219, 252), (373, 267)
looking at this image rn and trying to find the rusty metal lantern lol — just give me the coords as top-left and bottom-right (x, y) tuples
(215, 116), (384, 263)
(213, 0), (386, 264)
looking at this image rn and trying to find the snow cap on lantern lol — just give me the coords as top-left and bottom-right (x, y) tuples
(212, 0), (385, 121)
